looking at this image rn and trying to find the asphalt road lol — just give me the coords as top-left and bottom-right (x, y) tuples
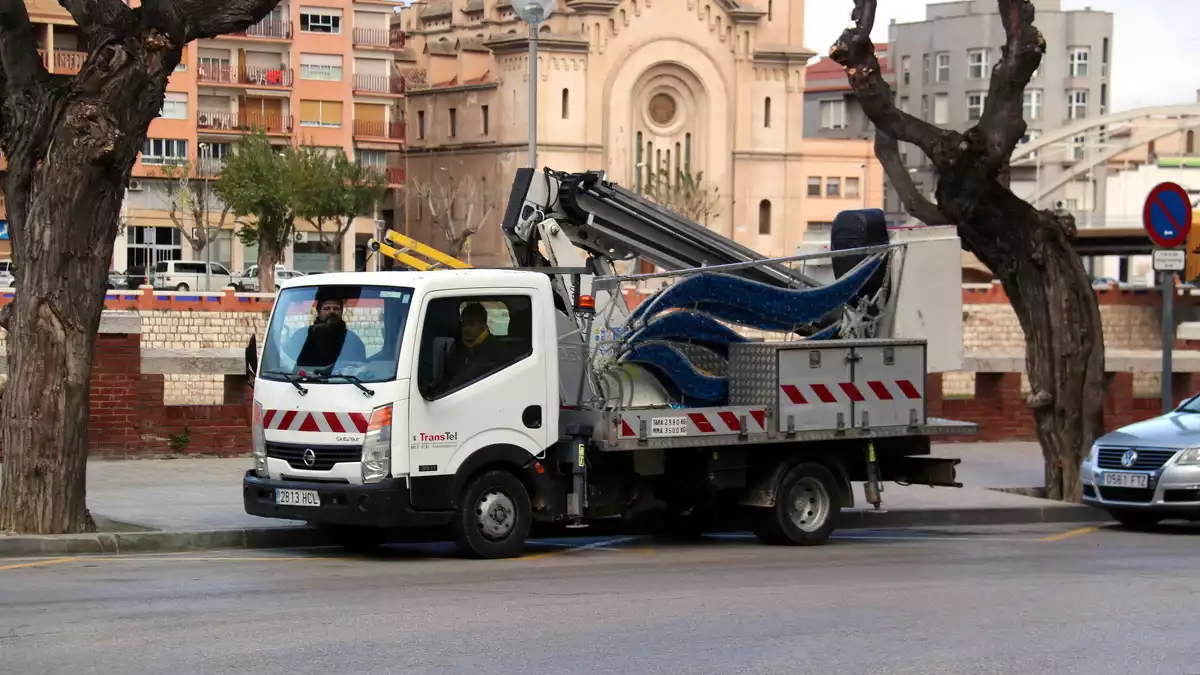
(2, 523), (1198, 675)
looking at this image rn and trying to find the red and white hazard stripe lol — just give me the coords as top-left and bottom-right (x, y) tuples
(618, 409), (767, 438)
(780, 380), (921, 406)
(263, 409), (369, 434)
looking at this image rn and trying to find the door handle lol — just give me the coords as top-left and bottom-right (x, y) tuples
(522, 405), (542, 429)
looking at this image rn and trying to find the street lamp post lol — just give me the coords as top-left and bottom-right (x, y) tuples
(515, 0), (557, 169)
(198, 142), (212, 292)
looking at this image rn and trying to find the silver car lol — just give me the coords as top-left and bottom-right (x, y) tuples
(1081, 396), (1200, 529)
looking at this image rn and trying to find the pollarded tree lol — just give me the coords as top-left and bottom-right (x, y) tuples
(0, 0), (284, 535)
(830, 0), (1105, 501)
(643, 166), (722, 229)
(158, 161), (233, 259)
(291, 147), (387, 272)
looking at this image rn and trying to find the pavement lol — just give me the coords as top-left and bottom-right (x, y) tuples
(2, 522), (1199, 674)
(0, 442), (1108, 556)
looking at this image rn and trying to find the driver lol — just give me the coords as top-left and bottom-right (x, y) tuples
(440, 302), (504, 389)
(292, 296), (366, 371)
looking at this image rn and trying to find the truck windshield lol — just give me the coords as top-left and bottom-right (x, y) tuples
(260, 284), (414, 384)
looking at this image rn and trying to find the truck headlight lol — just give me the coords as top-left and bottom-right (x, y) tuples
(362, 404), (393, 484)
(252, 400), (267, 477)
(1176, 447), (1200, 466)
(1085, 443), (1098, 464)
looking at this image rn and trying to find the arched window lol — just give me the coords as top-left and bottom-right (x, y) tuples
(758, 199), (772, 235)
(561, 88), (569, 119)
(764, 97), (772, 128)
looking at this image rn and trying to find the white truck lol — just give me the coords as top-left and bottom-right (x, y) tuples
(242, 168), (975, 558)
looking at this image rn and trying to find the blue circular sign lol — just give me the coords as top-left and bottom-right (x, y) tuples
(1143, 182), (1193, 249)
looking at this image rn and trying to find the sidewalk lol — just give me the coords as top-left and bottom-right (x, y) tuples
(0, 442), (1104, 556)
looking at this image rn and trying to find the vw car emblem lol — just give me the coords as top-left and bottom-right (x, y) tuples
(303, 448), (316, 468)
(1120, 449), (1138, 468)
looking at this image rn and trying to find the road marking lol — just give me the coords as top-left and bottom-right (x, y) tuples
(520, 536), (643, 560)
(1038, 526), (1099, 542)
(0, 557), (76, 572)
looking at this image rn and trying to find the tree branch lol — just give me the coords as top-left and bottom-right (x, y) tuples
(56, 0), (133, 43)
(829, 0), (961, 165)
(145, 0), (285, 43)
(875, 132), (951, 225)
(0, 0), (49, 94)
(975, 0), (1045, 175)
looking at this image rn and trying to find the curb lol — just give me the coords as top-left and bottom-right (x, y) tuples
(0, 505), (1112, 558)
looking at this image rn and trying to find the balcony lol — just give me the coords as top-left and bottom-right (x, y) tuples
(353, 27), (404, 49)
(361, 165), (405, 185)
(198, 64), (293, 87)
(353, 120), (405, 140)
(37, 49), (88, 75)
(354, 73), (404, 95)
(232, 19), (294, 40)
(197, 111), (293, 134)
(197, 157), (227, 177)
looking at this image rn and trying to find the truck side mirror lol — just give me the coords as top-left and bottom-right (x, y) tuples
(245, 334), (258, 380)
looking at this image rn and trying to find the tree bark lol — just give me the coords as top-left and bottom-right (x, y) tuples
(0, 0), (284, 533)
(831, 0), (1104, 502)
(258, 237), (281, 294)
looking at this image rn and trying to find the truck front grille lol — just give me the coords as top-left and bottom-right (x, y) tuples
(1096, 447), (1177, 471)
(266, 442), (362, 471)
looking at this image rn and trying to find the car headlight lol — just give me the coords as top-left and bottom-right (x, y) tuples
(362, 404), (393, 484)
(1177, 447), (1200, 466)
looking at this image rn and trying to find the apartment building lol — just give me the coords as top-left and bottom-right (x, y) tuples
(11, 0), (408, 276)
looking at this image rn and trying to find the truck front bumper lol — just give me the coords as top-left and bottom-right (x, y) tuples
(243, 471), (453, 529)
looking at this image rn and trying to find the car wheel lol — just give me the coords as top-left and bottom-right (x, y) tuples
(452, 469), (531, 559)
(175, 283), (189, 292)
(1111, 510), (1162, 531)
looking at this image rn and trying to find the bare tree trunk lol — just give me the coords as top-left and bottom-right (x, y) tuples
(258, 238), (281, 294)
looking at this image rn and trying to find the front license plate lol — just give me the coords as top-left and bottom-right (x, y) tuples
(1101, 472), (1148, 489)
(276, 488), (320, 507)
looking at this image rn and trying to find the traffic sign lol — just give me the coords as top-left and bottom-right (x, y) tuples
(1143, 181), (1193, 249)
(1153, 249), (1185, 272)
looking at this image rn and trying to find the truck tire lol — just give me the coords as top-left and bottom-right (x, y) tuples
(753, 461), (841, 546)
(452, 469), (532, 559)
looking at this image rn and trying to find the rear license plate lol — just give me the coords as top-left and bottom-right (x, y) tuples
(1101, 472), (1148, 489)
(276, 489), (320, 507)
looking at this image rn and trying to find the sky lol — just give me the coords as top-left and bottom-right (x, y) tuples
(803, 0), (1200, 111)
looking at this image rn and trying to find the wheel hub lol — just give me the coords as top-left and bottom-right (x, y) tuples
(477, 490), (517, 540)
(787, 476), (831, 533)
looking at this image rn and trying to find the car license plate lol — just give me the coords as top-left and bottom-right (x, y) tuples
(1101, 472), (1148, 489)
(276, 489), (320, 507)
(650, 416), (689, 437)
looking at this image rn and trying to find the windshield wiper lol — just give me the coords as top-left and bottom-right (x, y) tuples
(309, 372), (376, 397)
(262, 370), (309, 396)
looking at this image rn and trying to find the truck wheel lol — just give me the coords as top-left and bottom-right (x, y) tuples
(753, 461), (841, 546)
(1111, 510), (1161, 531)
(452, 469), (532, 559)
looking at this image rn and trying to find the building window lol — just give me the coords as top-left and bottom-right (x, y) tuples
(807, 176), (821, 197)
(448, 108), (457, 137)
(299, 100), (342, 127)
(158, 92), (188, 120)
(1069, 47), (1090, 77)
(561, 88), (569, 119)
(933, 93), (949, 124)
(966, 92), (987, 121)
(935, 52), (950, 82)
(1072, 134), (1086, 161)
(356, 149), (387, 169)
(764, 97), (772, 128)
(845, 177), (860, 199)
(141, 138), (188, 165)
(1101, 37), (1109, 75)
(819, 99), (846, 129)
(299, 7), (342, 34)
(826, 177), (841, 198)
(417, 110), (425, 139)
(1100, 83), (1108, 109)
(482, 105), (490, 135)
(967, 48), (989, 79)
(299, 53), (343, 81)
(922, 53), (929, 84)
(901, 55), (911, 85)
(920, 95), (928, 121)
(1023, 89), (1042, 120)
(758, 199), (771, 235)
(1020, 129), (1041, 159)
(1188, 131), (1195, 155)
(806, 222), (833, 235)
(1068, 89), (1088, 120)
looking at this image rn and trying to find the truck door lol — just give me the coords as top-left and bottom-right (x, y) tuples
(408, 290), (550, 480)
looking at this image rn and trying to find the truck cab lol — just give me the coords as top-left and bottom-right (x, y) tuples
(244, 269), (561, 558)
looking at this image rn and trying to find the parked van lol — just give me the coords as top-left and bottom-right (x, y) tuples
(150, 261), (235, 291)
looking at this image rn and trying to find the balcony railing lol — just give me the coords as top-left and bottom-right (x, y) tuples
(359, 165), (405, 185)
(197, 111), (293, 134)
(37, 49), (88, 75)
(353, 27), (404, 48)
(353, 120), (405, 140)
(197, 64), (293, 86)
(197, 157), (227, 177)
(353, 73), (404, 94)
(234, 19), (294, 39)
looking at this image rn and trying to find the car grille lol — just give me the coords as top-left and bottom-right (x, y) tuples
(1096, 447), (1177, 471)
(1097, 487), (1155, 503)
(266, 443), (362, 471)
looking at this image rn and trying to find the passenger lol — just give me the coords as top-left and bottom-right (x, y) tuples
(292, 296), (367, 371)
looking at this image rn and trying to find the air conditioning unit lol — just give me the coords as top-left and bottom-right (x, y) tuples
(294, 231), (308, 243)
(127, 180), (144, 191)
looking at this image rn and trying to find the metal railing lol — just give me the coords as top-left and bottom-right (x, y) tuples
(197, 64), (293, 86)
(353, 73), (404, 94)
(239, 19), (294, 39)
(37, 49), (88, 74)
(197, 111), (294, 134)
(353, 27), (404, 48)
(352, 120), (405, 140)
